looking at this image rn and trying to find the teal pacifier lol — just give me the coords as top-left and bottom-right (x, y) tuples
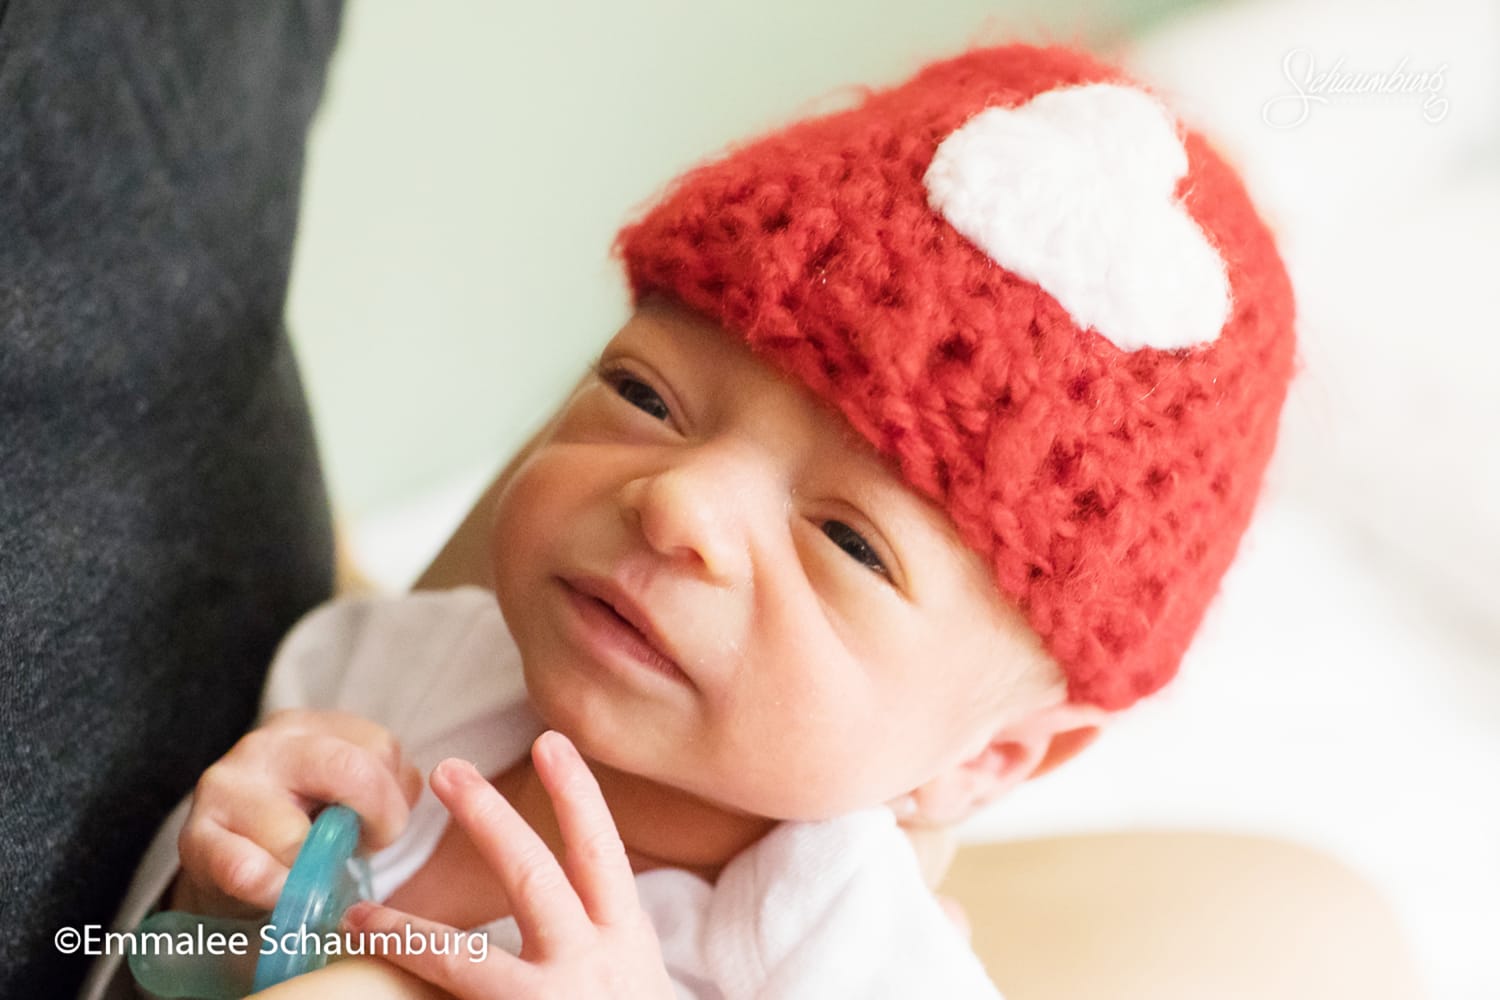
(129, 805), (372, 999)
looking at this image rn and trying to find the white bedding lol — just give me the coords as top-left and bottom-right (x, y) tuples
(1110, 6), (1500, 992)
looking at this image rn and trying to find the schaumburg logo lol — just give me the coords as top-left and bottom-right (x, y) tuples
(1263, 48), (1448, 128)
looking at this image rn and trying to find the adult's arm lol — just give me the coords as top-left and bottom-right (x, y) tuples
(250, 958), (447, 1000)
(0, 3), (342, 995)
(943, 831), (1424, 1000)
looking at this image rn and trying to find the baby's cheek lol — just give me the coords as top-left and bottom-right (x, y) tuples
(493, 463), (557, 547)
(492, 461), (581, 583)
(718, 690), (887, 820)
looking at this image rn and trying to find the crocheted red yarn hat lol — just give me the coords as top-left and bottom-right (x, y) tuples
(615, 44), (1296, 710)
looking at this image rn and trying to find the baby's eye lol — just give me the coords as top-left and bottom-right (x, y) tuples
(821, 520), (890, 578)
(600, 365), (671, 422)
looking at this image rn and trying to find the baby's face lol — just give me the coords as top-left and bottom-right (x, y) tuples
(490, 298), (1063, 821)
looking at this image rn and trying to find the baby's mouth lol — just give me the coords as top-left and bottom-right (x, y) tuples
(560, 575), (694, 687)
(589, 596), (690, 681)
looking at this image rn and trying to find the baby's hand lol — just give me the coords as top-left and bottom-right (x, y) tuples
(174, 709), (423, 915)
(340, 733), (675, 1000)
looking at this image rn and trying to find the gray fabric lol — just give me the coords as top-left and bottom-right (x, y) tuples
(0, 2), (342, 995)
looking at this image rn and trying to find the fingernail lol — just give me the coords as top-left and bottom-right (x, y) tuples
(541, 729), (577, 762)
(342, 901), (374, 930)
(437, 758), (481, 786)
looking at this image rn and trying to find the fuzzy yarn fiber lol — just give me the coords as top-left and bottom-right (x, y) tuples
(615, 44), (1296, 710)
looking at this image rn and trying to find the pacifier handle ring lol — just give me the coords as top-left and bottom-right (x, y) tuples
(252, 803), (365, 992)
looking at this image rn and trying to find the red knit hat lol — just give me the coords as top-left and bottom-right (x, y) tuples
(614, 44), (1296, 710)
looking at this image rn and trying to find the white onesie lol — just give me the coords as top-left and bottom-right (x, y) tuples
(81, 587), (1003, 999)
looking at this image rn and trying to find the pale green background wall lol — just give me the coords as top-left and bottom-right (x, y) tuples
(286, 0), (1203, 520)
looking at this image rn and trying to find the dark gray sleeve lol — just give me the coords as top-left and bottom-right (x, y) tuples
(0, 3), (342, 996)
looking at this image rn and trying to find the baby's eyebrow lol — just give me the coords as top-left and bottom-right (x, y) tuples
(832, 442), (914, 500)
(817, 459), (926, 529)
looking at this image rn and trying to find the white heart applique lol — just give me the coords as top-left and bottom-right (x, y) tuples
(923, 83), (1231, 352)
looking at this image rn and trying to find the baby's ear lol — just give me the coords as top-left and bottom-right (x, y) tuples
(892, 701), (1111, 826)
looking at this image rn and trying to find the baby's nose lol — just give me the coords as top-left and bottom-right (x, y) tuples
(619, 444), (771, 585)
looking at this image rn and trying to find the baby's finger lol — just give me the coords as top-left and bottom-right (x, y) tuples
(429, 758), (588, 952)
(271, 734), (413, 849)
(311, 716), (425, 809)
(342, 901), (516, 998)
(194, 769), (312, 868)
(178, 823), (288, 911)
(397, 760), (424, 809)
(265, 709), (408, 778)
(531, 731), (636, 926)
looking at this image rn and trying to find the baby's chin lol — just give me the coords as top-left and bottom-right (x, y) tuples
(515, 665), (910, 822)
